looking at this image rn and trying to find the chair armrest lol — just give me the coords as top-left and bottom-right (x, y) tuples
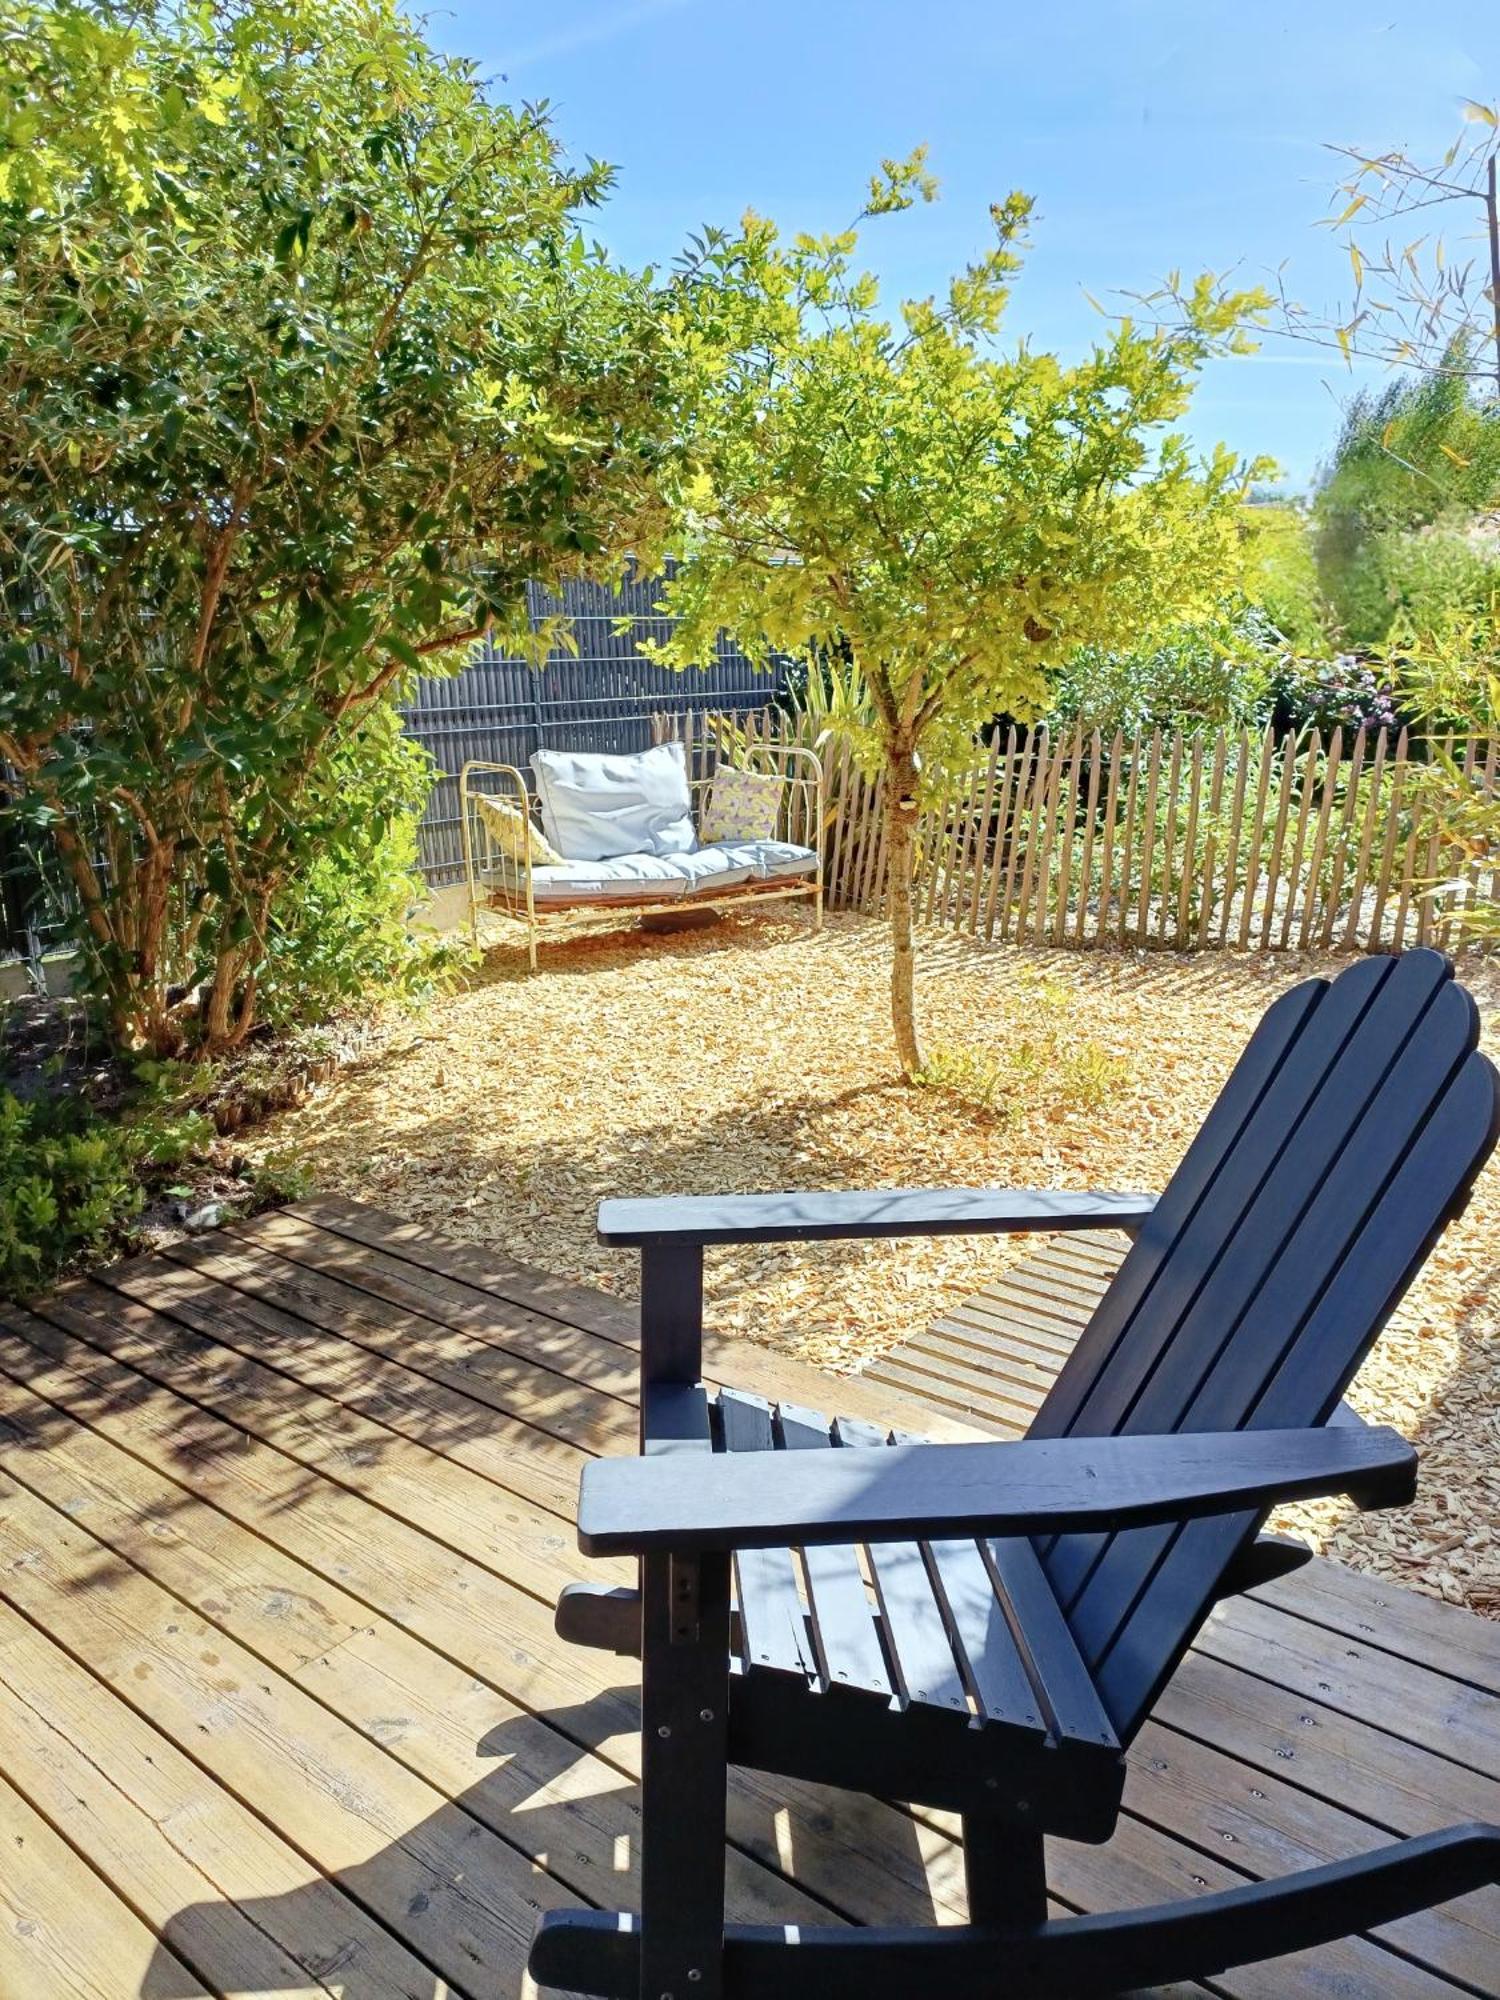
(598, 1186), (1156, 1247)
(459, 761), (536, 888)
(576, 1424), (1417, 1556)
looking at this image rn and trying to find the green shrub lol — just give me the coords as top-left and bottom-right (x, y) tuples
(1317, 363), (1500, 535)
(1049, 615), (1274, 738)
(1312, 362), (1500, 647)
(256, 707), (469, 1031)
(915, 987), (1125, 1123)
(1387, 600), (1500, 737)
(0, 1065), (216, 1300)
(1378, 528), (1500, 641)
(0, 1091), (140, 1296)
(1319, 523), (1500, 652)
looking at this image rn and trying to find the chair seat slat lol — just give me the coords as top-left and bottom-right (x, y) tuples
(718, 1389), (817, 1680)
(986, 1539), (1118, 1752)
(832, 1418), (969, 1715)
(925, 1536), (1047, 1737)
(776, 1403), (893, 1698)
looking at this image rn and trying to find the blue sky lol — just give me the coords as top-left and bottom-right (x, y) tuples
(432, 1), (1497, 492)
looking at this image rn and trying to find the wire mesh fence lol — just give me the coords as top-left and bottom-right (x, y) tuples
(0, 765), (79, 978)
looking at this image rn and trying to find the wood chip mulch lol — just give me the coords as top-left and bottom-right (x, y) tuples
(244, 909), (1500, 1618)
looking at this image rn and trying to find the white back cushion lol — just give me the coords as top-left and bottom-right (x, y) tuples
(530, 742), (696, 861)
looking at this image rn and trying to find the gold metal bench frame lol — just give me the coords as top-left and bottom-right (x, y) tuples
(459, 743), (825, 970)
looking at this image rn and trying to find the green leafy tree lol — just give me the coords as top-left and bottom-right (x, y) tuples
(1310, 362), (1500, 646)
(647, 157), (1268, 1072)
(0, 0), (672, 1053)
(1241, 500), (1333, 653)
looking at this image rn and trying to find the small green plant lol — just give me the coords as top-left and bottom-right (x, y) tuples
(0, 1059), (223, 1300)
(245, 1151), (314, 1207)
(0, 1090), (142, 1297)
(916, 989), (1125, 1123)
(914, 1043), (1014, 1119)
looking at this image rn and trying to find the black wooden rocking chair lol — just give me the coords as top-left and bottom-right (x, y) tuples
(530, 948), (1500, 2000)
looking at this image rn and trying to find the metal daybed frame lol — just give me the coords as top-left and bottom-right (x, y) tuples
(459, 743), (825, 971)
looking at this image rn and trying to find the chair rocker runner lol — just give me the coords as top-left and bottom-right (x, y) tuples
(530, 948), (1500, 2000)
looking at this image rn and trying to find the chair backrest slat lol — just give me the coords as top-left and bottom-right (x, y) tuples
(1086, 1058), (1499, 1733)
(1028, 972), (1338, 1443)
(1027, 950), (1499, 1741)
(1047, 953), (1450, 1612)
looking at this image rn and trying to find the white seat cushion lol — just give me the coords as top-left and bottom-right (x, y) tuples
(485, 839), (815, 909)
(531, 742), (696, 861)
(718, 839), (819, 882)
(525, 854), (692, 905)
(669, 847), (755, 895)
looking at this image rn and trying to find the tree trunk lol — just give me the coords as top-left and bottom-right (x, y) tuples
(49, 813), (170, 1053)
(884, 748), (925, 1077)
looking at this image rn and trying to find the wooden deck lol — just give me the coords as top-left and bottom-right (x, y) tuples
(0, 1196), (1495, 1999)
(864, 1227), (1137, 1435)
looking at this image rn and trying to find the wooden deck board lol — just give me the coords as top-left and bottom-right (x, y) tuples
(0, 1311), (932, 1938)
(0, 1204), (1490, 1997)
(0, 1764), (209, 2000)
(0, 1596), (427, 1999)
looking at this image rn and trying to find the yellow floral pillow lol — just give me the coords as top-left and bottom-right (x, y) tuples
(701, 767), (782, 845)
(474, 791), (565, 867)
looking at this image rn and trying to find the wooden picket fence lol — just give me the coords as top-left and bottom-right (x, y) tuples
(662, 711), (1500, 955)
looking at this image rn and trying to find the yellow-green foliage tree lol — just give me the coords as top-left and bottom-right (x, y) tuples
(646, 157), (1269, 1073)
